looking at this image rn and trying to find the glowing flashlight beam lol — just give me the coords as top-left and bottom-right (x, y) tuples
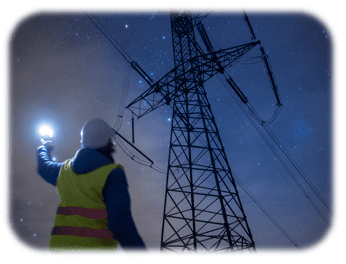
(39, 125), (53, 138)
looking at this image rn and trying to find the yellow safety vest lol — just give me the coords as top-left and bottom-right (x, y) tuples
(49, 159), (123, 251)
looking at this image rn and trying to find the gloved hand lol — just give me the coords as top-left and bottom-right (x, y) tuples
(40, 138), (54, 151)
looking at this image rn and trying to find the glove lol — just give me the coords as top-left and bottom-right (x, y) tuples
(40, 138), (54, 151)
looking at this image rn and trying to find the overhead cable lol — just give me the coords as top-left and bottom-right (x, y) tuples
(218, 75), (331, 225)
(234, 175), (298, 248)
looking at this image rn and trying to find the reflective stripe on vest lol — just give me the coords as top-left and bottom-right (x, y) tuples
(49, 160), (123, 251)
(57, 206), (108, 219)
(52, 226), (114, 240)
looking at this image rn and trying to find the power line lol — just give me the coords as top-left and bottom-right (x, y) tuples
(85, 12), (153, 86)
(283, 107), (328, 172)
(114, 62), (131, 131)
(212, 77), (326, 232)
(85, 12), (133, 64)
(234, 175), (298, 248)
(115, 134), (166, 174)
(217, 73), (331, 225)
(264, 125), (333, 215)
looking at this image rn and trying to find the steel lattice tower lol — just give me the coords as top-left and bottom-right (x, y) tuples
(126, 13), (259, 252)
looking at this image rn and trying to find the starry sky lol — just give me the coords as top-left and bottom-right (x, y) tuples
(9, 10), (332, 252)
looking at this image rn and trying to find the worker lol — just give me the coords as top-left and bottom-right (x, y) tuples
(37, 118), (146, 251)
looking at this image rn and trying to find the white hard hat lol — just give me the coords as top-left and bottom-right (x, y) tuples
(80, 118), (114, 149)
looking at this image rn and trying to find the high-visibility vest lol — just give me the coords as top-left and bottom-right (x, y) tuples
(49, 159), (123, 251)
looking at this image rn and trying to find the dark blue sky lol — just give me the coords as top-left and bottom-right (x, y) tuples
(8, 8), (334, 253)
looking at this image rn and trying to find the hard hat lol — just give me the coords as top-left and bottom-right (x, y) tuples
(80, 118), (114, 149)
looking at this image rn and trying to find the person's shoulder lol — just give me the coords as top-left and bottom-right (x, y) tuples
(105, 165), (128, 187)
(115, 164), (124, 171)
(109, 165), (126, 178)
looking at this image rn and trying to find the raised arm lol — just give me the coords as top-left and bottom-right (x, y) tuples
(37, 144), (64, 186)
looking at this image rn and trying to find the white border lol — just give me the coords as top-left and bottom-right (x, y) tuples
(2, 1), (344, 263)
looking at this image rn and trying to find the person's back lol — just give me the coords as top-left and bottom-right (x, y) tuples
(37, 118), (146, 251)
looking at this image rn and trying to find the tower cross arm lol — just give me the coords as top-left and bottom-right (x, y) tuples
(125, 40), (260, 119)
(125, 66), (178, 119)
(196, 40), (261, 81)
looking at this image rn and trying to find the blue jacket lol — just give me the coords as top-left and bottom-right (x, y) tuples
(37, 145), (146, 250)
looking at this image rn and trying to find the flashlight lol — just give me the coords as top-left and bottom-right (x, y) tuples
(39, 125), (53, 140)
(39, 125), (54, 150)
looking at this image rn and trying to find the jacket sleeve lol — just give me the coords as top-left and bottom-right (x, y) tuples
(103, 167), (146, 250)
(37, 145), (64, 186)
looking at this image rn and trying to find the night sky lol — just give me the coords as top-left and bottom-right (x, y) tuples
(8, 8), (334, 254)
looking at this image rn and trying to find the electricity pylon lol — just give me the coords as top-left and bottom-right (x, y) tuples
(127, 13), (258, 252)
